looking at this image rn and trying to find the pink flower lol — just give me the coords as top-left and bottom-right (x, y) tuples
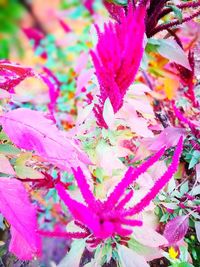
(91, 3), (146, 127)
(40, 137), (183, 246)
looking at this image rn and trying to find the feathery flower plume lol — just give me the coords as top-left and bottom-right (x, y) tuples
(41, 138), (183, 244)
(91, 3), (145, 127)
(123, 136), (183, 216)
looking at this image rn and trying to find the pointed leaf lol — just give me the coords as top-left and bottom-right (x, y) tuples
(0, 108), (90, 171)
(195, 221), (200, 242)
(157, 39), (191, 70)
(103, 98), (115, 130)
(164, 216), (189, 245)
(0, 154), (15, 175)
(118, 244), (150, 267)
(58, 239), (85, 267)
(0, 178), (41, 260)
(132, 225), (168, 247)
(14, 153), (43, 179)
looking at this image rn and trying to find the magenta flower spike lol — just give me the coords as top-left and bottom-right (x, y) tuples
(91, 3), (146, 127)
(51, 138), (183, 244)
(124, 136), (183, 216)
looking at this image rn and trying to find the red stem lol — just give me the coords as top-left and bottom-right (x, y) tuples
(150, 8), (200, 36)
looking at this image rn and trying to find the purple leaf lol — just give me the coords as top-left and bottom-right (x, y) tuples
(0, 178), (41, 260)
(163, 215), (189, 245)
(0, 108), (90, 171)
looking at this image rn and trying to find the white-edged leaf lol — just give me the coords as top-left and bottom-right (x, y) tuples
(157, 39), (191, 70)
(118, 244), (150, 267)
(103, 98), (115, 130)
(0, 154), (15, 175)
(195, 221), (200, 242)
(58, 239), (85, 267)
(132, 225), (168, 247)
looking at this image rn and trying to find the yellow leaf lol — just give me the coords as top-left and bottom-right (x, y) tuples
(163, 76), (180, 100)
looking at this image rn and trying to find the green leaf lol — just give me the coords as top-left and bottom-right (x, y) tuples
(167, 5), (182, 22)
(0, 39), (9, 59)
(14, 153), (43, 179)
(160, 213), (170, 223)
(179, 246), (188, 262)
(191, 184), (200, 196)
(58, 239), (86, 267)
(0, 144), (21, 155)
(101, 242), (112, 263)
(128, 237), (160, 258)
(180, 182), (189, 195)
(0, 131), (10, 141)
(177, 263), (194, 267)
(148, 38), (191, 70)
(113, 0), (127, 6)
(189, 150), (200, 169)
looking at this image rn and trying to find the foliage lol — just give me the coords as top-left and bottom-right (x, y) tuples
(0, 0), (200, 266)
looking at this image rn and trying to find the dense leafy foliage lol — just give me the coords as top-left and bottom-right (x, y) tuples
(0, 0), (200, 266)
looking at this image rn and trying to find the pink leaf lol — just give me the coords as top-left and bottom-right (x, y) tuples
(0, 108), (90, 171)
(0, 178), (41, 260)
(149, 127), (186, 151)
(163, 215), (189, 245)
(0, 154), (15, 175)
(132, 225), (168, 247)
(74, 52), (89, 74)
(76, 69), (94, 96)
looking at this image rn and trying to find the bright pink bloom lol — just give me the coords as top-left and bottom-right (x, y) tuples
(91, 4), (145, 126)
(42, 138), (183, 245)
